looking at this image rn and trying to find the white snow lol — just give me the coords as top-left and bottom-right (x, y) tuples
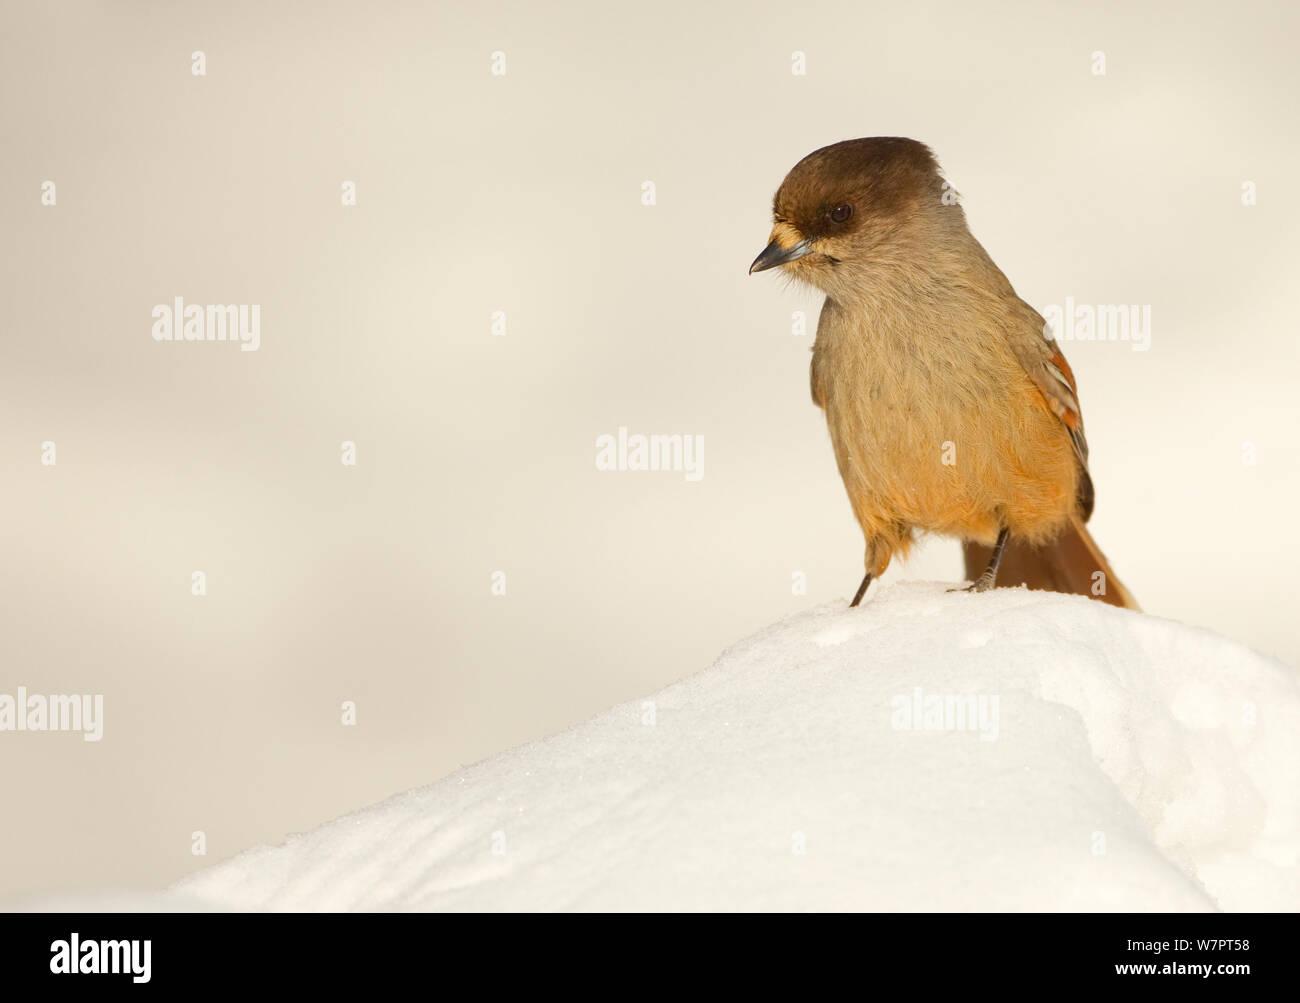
(20, 583), (1296, 912)
(131, 582), (1296, 912)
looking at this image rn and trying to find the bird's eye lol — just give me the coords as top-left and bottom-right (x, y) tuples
(829, 204), (853, 224)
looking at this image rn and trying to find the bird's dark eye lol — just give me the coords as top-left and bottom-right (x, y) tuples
(829, 203), (853, 224)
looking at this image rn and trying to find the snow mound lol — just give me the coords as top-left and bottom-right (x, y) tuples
(172, 583), (1298, 911)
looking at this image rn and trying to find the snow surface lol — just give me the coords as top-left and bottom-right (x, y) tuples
(130, 582), (1296, 912)
(19, 583), (1293, 912)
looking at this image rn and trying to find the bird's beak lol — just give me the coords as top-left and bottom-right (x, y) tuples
(749, 237), (814, 274)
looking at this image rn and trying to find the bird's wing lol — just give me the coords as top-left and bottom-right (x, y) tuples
(1005, 301), (1095, 519)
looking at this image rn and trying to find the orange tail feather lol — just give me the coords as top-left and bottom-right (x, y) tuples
(963, 515), (1140, 611)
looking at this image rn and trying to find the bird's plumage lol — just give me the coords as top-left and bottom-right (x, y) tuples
(755, 137), (1137, 609)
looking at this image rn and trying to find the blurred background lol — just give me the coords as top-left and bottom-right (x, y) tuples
(2, 0), (1297, 903)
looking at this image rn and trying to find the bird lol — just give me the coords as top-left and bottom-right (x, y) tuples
(749, 137), (1139, 610)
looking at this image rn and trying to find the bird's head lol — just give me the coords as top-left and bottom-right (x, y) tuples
(749, 137), (958, 295)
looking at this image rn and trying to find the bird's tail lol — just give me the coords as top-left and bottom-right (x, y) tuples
(962, 514), (1140, 611)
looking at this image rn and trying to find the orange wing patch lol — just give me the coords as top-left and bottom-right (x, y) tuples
(1043, 349), (1082, 431)
(1034, 345), (1089, 468)
(1005, 307), (1095, 518)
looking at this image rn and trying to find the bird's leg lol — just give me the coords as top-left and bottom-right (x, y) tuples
(965, 526), (1009, 593)
(849, 572), (873, 607)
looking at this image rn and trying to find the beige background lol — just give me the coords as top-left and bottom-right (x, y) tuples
(2, 0), (1297, 903)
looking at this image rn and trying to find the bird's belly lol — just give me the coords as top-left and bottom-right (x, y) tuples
(819, 338), (1077, 544)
